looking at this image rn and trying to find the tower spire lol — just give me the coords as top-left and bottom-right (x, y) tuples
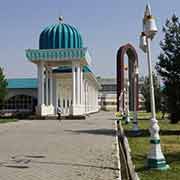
(144, 3), (151, 17)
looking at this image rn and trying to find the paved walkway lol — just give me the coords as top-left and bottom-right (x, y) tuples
(0, 111), (118, 180)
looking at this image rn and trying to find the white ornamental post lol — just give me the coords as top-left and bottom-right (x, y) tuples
(139, 4), (169, 170)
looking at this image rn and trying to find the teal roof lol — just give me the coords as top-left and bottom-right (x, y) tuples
(7, 79), (37, 89)
(39, 22), (83, 49)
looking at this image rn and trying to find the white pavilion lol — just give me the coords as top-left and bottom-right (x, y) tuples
(26, 17), (100, 116)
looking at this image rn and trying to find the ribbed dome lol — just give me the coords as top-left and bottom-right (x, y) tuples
(39, 22), (83, 49)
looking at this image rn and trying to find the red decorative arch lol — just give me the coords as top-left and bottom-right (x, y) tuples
(117, 43), (139, 112)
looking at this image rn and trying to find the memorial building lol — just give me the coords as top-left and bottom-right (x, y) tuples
(1, 17), (100, 117)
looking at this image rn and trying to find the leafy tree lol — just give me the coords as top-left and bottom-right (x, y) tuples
(156, 14), (180, 123)
(0, 67), (7, 104)
(141, 74), (162, 113)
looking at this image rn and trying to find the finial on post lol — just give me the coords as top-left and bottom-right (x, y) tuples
(145, 3), (152, 17)
(59, 16), (64, 23)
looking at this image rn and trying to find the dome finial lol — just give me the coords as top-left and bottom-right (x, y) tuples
(59, 16), (64, 23)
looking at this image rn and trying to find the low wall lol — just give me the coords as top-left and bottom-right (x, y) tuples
(115, 120), (140, 180)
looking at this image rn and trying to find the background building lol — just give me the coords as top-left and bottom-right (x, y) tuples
(0, 77), (144, 115)
(98, 77), (144, 111)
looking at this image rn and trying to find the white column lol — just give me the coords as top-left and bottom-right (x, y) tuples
(94, 87), (96, 108)
(94, 88), (97, 109)
(93, 87), (94, 107)
(72, 63), (76, 105)
(91, 86), (93, 109)
(80, 66), (83, 104)
(38, 62), (44, 105)
(92, 86), (93, 110)
(96, 88), (98, 107)
(45, 67), (49, 105)
(49, 67), (53, 106)
(92, 87), (94, 110)
(84, 80), (87, 112)
(89, 85), (92, 111)
(89, 84), (91, 111)
(94, 88), (96, 108)
(56, 81), (59, 111)
(53, 78), (57, 112)
(77, 64), (81, 105)
(86, 82), (89, 111)
(94, 87), (96, 109)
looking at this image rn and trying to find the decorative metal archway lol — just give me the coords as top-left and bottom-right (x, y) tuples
(116, 43), (139, 113)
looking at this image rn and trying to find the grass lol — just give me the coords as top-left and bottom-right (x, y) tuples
(0, 118), (18, 124)
(122, 112), (180, 180)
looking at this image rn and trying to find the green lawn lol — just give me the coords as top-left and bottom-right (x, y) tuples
(0, 119), (17, 124)
(122, 112), (180, 180)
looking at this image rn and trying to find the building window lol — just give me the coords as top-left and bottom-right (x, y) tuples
(0, 95), (36, 112)
(101, 85), (116, 92)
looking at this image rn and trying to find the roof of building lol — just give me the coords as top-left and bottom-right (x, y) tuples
(7, 78), (37, 89)
(39, 18), (83, 49)
(97, 78), (116, 85)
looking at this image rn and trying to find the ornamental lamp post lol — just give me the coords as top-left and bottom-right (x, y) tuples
(139, 32), (147, 53)
(139, 4), (169, 170)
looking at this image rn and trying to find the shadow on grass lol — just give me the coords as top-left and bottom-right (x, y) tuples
(166, 152), (180, 164)
(65, 128), (116, 136)
(137, 117), (150, 120)
(125, 129), (180, 137)
(110, 118), (150, 121)
(125, 129), (149, 137)
(133, 152), (180, 172)
(130, 154), (149, 172)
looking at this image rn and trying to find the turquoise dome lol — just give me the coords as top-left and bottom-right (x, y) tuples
(39, 22), (83, 49)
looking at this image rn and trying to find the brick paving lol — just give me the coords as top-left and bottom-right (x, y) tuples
(0, 111), (118, 180)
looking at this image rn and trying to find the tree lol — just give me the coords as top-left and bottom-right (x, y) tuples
(156, 14), (180, 123)
(0, 67), (7, 104)
(141, 74), (162, 113)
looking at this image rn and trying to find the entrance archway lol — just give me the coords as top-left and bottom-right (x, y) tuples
(116, 43), (139, 113)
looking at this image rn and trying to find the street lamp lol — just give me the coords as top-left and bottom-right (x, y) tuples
(132, 66), (140, 135)
(139, 4), (169, 170)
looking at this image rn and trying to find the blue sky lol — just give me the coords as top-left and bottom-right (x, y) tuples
(0, 0), (180, 78)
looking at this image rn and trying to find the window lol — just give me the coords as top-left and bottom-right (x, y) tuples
(1, 95), (36, 112)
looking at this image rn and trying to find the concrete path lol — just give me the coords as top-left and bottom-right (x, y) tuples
(0, 111), (118, 180)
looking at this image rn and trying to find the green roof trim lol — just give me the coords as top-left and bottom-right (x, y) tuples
(7, 78), (37, 89)
(25, 48), (91, 64)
